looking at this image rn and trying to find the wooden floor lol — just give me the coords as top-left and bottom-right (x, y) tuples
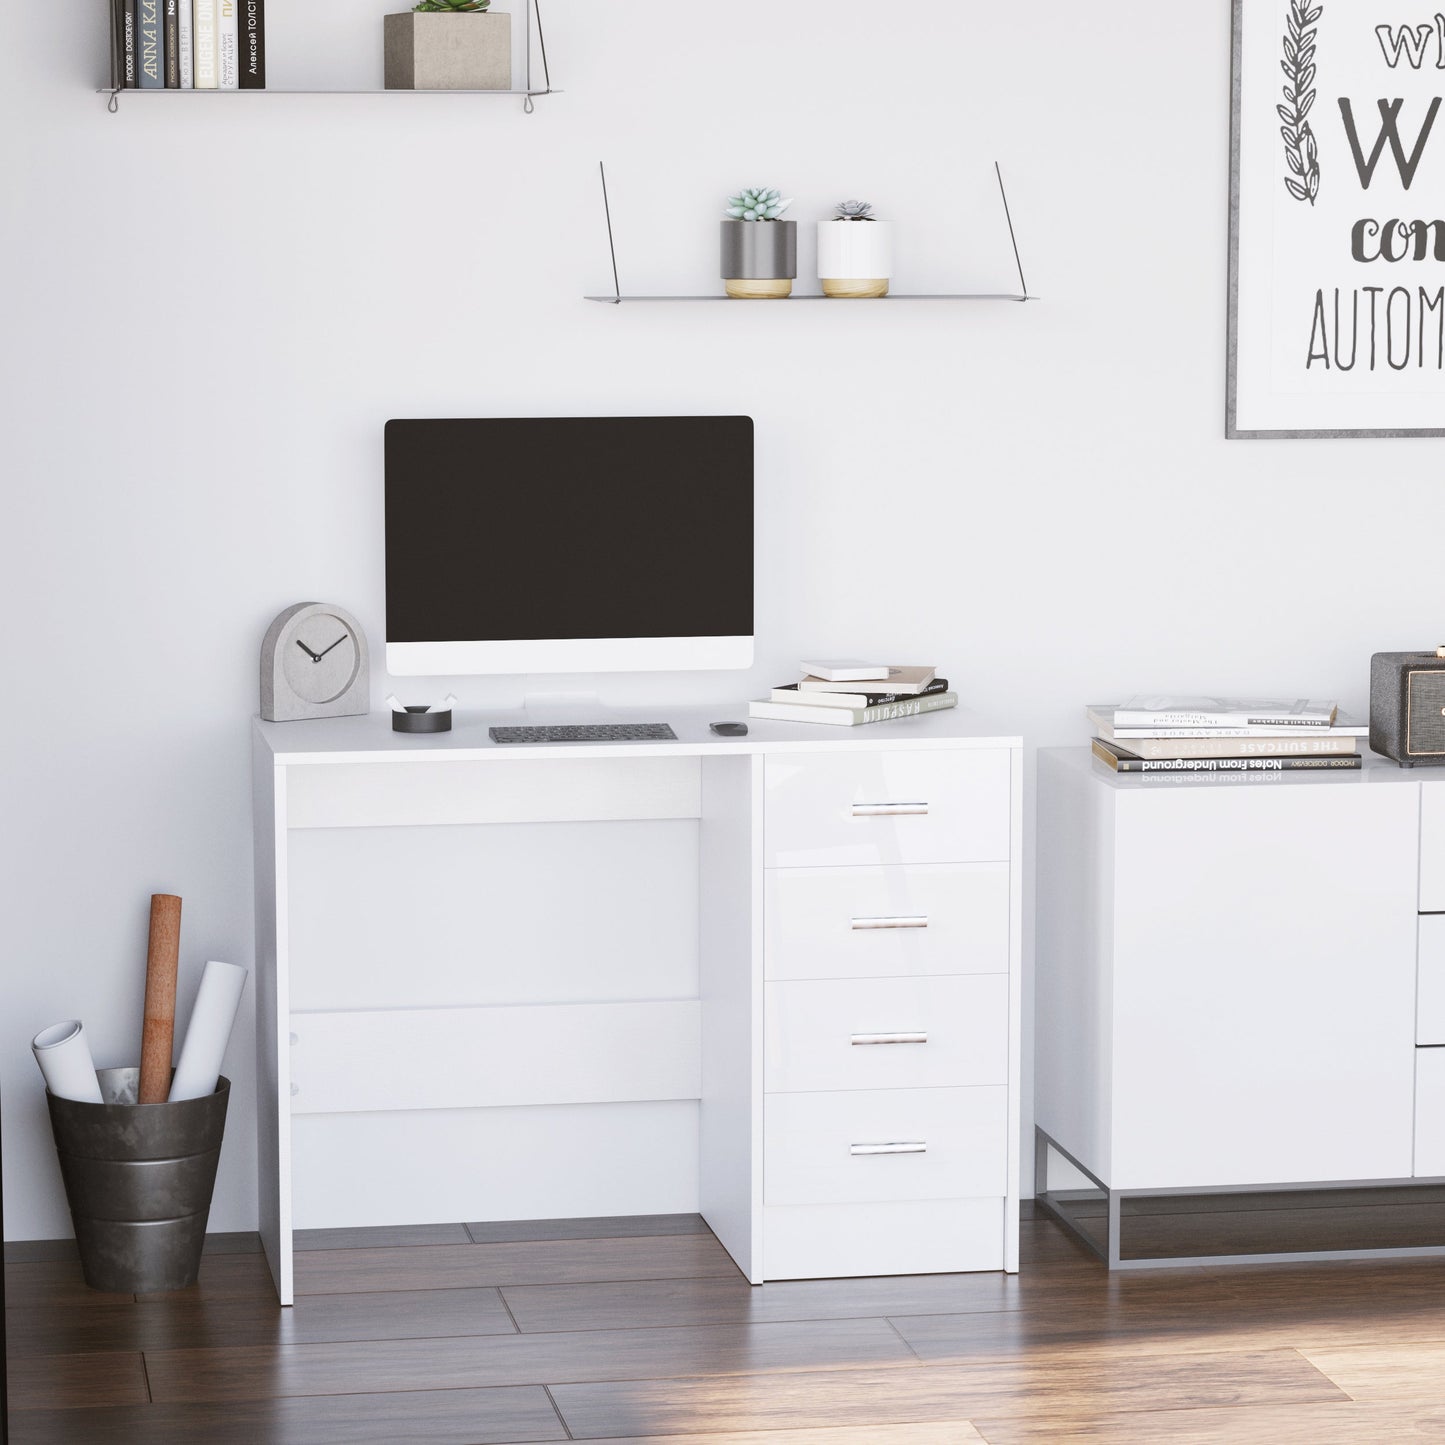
(8, 1205), (1445, 1443)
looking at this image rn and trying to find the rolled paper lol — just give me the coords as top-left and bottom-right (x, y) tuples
(169, 960), (248, 1102)
(139, 893), (183, 1104)
(31, 1020), (104, 1104)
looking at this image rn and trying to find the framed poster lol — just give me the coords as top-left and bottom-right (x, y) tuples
(1229, 0), (1445, 437)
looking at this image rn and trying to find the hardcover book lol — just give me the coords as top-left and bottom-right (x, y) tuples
(217, 0), (239, 89)
(1092, 738), (1361, 774)
(800, 665), (937, 695)
(137, 0), (163, 87)
(1087, 705), (1367, 740)
(749, 690), (958, 728)
(1114, 696), (1338, 729)
(1096, 733), (1361, 760)
(177, 0), (193, 87)
(117, 0), (138, 86)
(770, 678), (949, 708)
(798, 659), (891, 682)
(193, 0), (217, 88)
(239, 0), (264, 89)
(164, 0), (180, 87)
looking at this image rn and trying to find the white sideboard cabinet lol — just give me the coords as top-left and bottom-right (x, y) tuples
(1036, 748), (1445, 1267)
(253, 706), (1023, 1303)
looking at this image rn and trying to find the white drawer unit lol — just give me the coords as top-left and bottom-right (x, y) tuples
(1417, 1049), (1445, 1177)
(764, 749), (1012, 868)
(764, 974), (1009, 1094)
(1421, 782), (1445, 912)
(765, 863), (1011, 981)
(764, 1086), (1009, 1206)
(1420, 915), (1445, 1046)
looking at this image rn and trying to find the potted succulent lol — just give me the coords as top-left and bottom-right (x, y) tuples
(384, 0), (512, 91)
(817, 200), (894, 298)
(720, 187), (797, 299)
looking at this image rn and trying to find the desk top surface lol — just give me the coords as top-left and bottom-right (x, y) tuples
(256, 703), (1022, 765)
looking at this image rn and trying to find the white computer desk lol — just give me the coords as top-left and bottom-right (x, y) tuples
(252, 704), (1022, 1304)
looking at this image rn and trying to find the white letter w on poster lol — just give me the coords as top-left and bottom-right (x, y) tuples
(1339, 97), (1442, 188)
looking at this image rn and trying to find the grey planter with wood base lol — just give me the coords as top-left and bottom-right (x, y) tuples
(720, 220), (797, 299)
(46, 1068), (229, 1294)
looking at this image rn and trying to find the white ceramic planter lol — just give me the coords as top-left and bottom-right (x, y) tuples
(816, 220), (894, 298)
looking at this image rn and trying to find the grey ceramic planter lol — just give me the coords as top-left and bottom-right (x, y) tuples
(47, 1067), (229, 1293)
(720, 220), (797, 298)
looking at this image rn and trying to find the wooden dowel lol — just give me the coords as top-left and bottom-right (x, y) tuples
(139, 893), (182, 1105)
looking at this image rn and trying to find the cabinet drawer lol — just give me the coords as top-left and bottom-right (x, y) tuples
(762, 1197), (1005, 1280)
(765, 863), (1010, 981)
(1420, 915), (1445, 1046)
(1419, 1049), (1445, 1177)
(764, 1086), (1008, 1205)
(1422, 783), (1445, 912)
(765, 975), (1008, 1093)
(764, 750), (1012, 869)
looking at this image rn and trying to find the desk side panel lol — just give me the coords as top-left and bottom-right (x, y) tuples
(698, 754), (764, 1283)
(1035, 750), (1115, 1184)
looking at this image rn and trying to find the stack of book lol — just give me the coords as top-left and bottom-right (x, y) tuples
(1089, 697), (1366, 773)
(115, 0), (265, 91)
(749, 660), (957, 728)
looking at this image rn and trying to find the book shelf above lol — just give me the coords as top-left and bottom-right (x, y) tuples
(589, 162), (1034, 308)
(101, 88), (558, 111)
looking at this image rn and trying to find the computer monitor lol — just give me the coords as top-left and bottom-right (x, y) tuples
(384, 416), (755, 676)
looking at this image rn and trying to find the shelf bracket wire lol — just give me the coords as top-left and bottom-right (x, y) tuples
(534, 0), (552, 93)
(994, 161), (1029, 300)
(599, 161), (622, 303)
(108, 87), (121, 114)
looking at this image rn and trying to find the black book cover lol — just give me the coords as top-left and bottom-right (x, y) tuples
(164, 0), (180, 87)
(116, 0), (138, 87)
(775, 678), (949, 707)
(240, 0), (265, 89)
(137, 0), (162, 87)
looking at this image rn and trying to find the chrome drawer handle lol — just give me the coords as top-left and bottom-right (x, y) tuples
(852, 802), (929, 817)
(851, 1032), (927, 1046)
(851, 1141), (927, 1156)
(851, 915), (929, 931)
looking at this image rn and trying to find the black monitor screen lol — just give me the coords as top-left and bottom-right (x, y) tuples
(384, 417), (754, 643)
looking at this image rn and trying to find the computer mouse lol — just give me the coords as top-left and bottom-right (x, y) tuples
(710, 721), (749, 737)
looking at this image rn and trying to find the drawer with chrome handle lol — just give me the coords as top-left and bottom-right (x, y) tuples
(764, 750), (1012, 869)
(765, 974), (1008, 1094)
(764, 1086), (1008, 1205)
(765, 862), (1010, 981)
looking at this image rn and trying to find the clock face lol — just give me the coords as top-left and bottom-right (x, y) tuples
(280, 613), (362, 705)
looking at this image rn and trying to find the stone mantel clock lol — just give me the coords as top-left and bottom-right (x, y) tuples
(260, 602), (370, 722)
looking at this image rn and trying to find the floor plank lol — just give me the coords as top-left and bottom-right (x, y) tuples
(971, 1401), (1445, 1444)
(1297, 1338), (1445, 1400)
(2, 1258), (133, 1311)
(4, 1349), (150, 1410)
(294, 1235), (743, 1296)
(549, 1349), (1345, 1439)
(142, 1316), (918, 1403)
(295, 1223), (473, 1251)
(571, 1429), (985, 1445)
(467, 1214), (711, 1244)
(2, 1386), (566, 1444)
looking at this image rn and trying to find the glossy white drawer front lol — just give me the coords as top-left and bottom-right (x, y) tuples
(1418, 1049), (1445, 1177)
(764, 1086), (1008, 1206)
(765, 862), (1010, 981)
(762, 1197), (1005, 1280)
(765, 974), (1008, 1094)
(1422, 783), (1445, 912)
(764, 750), (1012, 869)
(1421, 915), (1445, 1046)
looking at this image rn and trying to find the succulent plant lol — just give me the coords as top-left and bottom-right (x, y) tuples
(833, 200), (876, 221)
(725, 187), (793, 222)
(413, 0), (490, 11)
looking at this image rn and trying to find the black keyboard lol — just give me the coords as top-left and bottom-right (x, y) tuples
(489, 723), (678, 745)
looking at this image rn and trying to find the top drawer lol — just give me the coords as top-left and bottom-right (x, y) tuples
(1422, 783), (1445, 912)
(764, 750), (1012, 869)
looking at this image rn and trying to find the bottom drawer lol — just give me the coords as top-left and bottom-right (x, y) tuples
(763, 1197), (1005, 1280)
(1418, 1049), (1445, 1177)
(764, 1086), (1008, 1205)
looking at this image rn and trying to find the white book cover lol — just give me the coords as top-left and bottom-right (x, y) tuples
(799, 659), (890, 682)
(217, 0), (239, 89)
(177, 0), (193, 87)
(800, 665), (936, 695)
(1114, 695), (1338, 728)
(750, 692), (958, 728)
(1088, 705), (1367, 740)
(193, 0), (217, 88)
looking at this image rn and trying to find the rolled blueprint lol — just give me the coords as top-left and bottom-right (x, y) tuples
(31, 1020), (104, 1104)
(139, 893), (183, 1104)
(169, 960), (248, 1102)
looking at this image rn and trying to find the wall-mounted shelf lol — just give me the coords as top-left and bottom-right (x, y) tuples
(104, 0), (554, 111)
(588, 161), (1033, 306)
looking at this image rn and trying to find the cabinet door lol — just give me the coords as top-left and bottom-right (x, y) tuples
(1109, 780), (1419, 1190)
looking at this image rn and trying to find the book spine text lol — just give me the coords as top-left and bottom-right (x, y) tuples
(239, 0), (264, 88)
(217, 0), (238, 89)
(137, 0), (163, 87)
(194, 0), (217, 88)
(178, 0), (193, 87)
(164, 0), (180, 87)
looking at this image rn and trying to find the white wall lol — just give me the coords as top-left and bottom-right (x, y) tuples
(3, 0), (1440, 1240)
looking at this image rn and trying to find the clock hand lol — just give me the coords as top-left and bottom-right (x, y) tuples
(314, 634), (350, 661)
(295, 639), (320, 661)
